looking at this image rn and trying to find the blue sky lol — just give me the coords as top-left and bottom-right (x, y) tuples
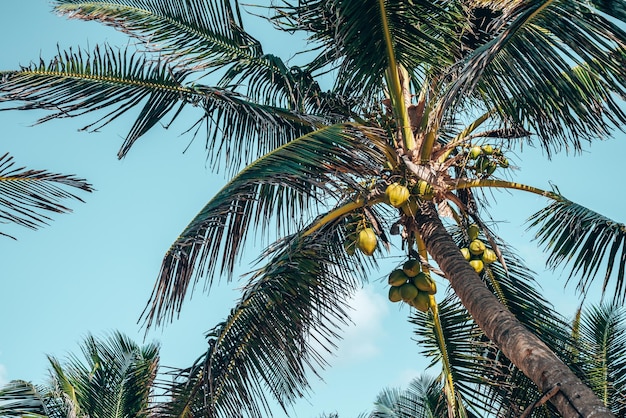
(0, 1), (624, 417)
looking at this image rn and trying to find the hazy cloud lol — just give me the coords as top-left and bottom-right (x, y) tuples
(334, 285), (389, 363)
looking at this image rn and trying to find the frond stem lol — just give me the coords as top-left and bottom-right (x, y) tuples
(438, 110), (493, 163)
(450, 179), (560, 200)
(302, 195), (385, 237)
(378, 0), (415, 151)
(429, 295), (458, 412)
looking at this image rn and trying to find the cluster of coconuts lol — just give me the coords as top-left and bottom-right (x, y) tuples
(385, 179), (434, 217)
(344, 220), (378, 256)
(459, 224), (497, 273)
(466, 144), (509, 177)
(387, 259), (437, 312)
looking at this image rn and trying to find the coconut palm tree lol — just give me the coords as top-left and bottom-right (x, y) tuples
(0, 331), (160, 418)
(0, 152), (92, 239)
(2, 0), (626, 417)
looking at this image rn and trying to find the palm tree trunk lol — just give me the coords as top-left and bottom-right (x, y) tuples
(414, 202), (614, 418)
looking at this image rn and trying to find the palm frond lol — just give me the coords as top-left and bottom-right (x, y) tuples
(445, 0), (626, 155)
(274, 0), (462, 99)
(0, 153), (93, 239)
(159, 227), (366, 418)
(48, 331), (160, 418)
(54, 1), (329, 112)
(0, 45), (191, 159)
(528, 196), (626, 303)
(576, 302), (626, 415)
(54, 0), (258, 68)
(0, 45), (319, 165)
(143, 124), (388, 328)
(0, 380), (59, 418)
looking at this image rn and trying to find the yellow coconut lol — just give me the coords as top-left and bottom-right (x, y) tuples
(386, 183), (410, 208)
(357, 228), (377, 256)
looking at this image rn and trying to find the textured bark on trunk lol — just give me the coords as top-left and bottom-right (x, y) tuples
(414, 202), (615, 418)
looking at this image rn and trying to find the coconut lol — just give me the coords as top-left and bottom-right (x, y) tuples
(481, 248), (497, 264)
(411, 292), (430, 313)
(402, 259), (421, 277)
(386, 183), (410, 208)
(388, 269), (409, 286)
(399, 283), (419, 301)
(469, 259), (484, 273)
(357, 228), (377, 256)
(413, 272), (436, 295)
(467, 224), (480, 241)
(469, 146), (482, 159)
(413, 180), (434, 200)
(460, 247), (471, 261)
(469, 239), (486, 256)
(388, 286), (402, 303)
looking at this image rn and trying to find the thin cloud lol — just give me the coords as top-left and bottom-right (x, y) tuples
(334, 285), (389, 363)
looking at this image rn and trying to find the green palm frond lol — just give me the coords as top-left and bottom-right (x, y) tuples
(0, 153), (93, 239)
(274, 0), (462, 99)
(367, 374), (463, 418)
(144, 124), (388, 328)
(0, 45), (190, 159)
(53, 1), (329, 112)
(576, 303), (626, 415)
(590, 0), (626, 21)
(159, 228), (365, 418)
(412, 295), (490, 412)
(48, 331), (160, 418)
(528, 196), (626, 303)
(446, 0), (626, 155)
(0, 380), (62, 418)
(0, 46), (319, 165)
(54, 0), (258, 67)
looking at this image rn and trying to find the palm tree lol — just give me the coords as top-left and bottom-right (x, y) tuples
(0, 331), (160, 418)
(0, 152), (92, 239)
(2, 0), (626, 416)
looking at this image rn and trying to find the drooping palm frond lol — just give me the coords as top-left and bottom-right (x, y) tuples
(0, 46), (319, 165)
(144, 124), (389, 328)
(159, 227), (367, 418)
(446, 0), (626, 155)
(274, 0), (463, 100)
(0, 45), (190, 159)
(0, 153), (92, 239)
(528, 196), (626, 303)
(53, 0), (329, 112)
(412, 295), (490, 413)
(54, 0), (257, 67)
(575, 303), (626, 416)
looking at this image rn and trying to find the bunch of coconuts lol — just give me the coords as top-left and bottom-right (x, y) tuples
(459, 224), (497, 273)
(387, 259), (437, 312)
(467, 144), (509, 177)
